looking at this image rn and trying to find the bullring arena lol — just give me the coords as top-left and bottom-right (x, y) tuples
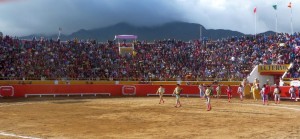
(1, 0), (300, 138)
(0, 81), (300, 139)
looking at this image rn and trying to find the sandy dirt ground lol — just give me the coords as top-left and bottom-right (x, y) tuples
(0, 97), (300, 139)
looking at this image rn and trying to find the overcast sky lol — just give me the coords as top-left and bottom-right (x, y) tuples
(0, 0), (299, 36)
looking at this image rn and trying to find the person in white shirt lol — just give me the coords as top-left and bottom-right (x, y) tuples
(173, 84), (182, 108)
(279, 78), (284, 86)
(237, 85), (244, 101)
(216, 84), (221, 99)
(198, 84), (205, 99)
(289, 86), (296, 102)
(205, 86), (213, 111)
(156, 85), (165, 104)
(273, 84), (281, 104)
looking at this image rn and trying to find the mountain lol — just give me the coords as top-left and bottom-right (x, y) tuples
(258, 31), (276, 36)
(20, 22), (275, 42)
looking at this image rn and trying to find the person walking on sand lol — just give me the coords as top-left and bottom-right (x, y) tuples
(156, 85), (165, 104)
(289, 86), (297, 102)
(265, 81), (271, 102)
(173, 84), (182, 108)
(250, 84), (257, 101)
(261, 84), (269, 105)
(226, 85), (232, 102)
(216, 84), (221, 99)
(237, 85), (244, 101)
(273, 84), (281, 104)
(205, 85), (213, 111)
(198, 84), (205, 99)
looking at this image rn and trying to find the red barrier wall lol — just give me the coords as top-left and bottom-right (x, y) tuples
(270, 86), (299, 98)
(0, 85), (298, 98)
(11, 85), (123, 97)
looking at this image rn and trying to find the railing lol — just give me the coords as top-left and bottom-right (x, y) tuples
(0, 76), (244, 82)
(281, 63), (293, 79)
(283, 78), (300, 81)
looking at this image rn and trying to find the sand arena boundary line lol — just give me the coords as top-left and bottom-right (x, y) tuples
(1, 98), (299, 110)
(0, 102), (44, 139)
(1, 98), (299, 111)
(0, 131), (41, 139)
(0, 102), (34, 108)
(226, 101), (300, 112)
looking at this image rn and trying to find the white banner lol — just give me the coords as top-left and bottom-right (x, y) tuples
(290, 80), (300, 87)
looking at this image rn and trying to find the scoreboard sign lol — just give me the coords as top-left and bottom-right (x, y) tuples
(258, 65), (289, 73)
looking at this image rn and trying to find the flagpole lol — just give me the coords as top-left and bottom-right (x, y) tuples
(58, 28), (61, 40)
(275, 5), (278, 35)
(290, 6), (293, 35)
(58, 30), (61, 40)
(255, 10), (257, 38)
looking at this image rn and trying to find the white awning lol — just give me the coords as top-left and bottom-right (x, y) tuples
(114, 35), (137, 40)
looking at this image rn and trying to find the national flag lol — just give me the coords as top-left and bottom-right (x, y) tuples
(288, 2), (292, 8)
(254, 7), (257, 13)
(273, 5), (277, 10)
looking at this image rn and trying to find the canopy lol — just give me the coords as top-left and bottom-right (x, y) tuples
(114, 35), (137, 40)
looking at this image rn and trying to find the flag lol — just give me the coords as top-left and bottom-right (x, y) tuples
(288, 2), (292, 8)
(254, 7), (257, 13)
(273, 5), (277, 10)
(59, 27), (62, 31)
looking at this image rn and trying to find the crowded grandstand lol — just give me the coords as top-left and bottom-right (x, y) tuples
(0, 33), (299, 81)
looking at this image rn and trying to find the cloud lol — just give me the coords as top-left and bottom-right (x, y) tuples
(175, 0), (300, 34)
(0, 0), (299, 36)
(0, 0), (183, 35)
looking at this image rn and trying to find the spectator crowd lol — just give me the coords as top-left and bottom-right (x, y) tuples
(0, 33), (299, 81)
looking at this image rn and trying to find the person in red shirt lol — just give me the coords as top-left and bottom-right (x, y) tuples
(226, 85), (232, 102)
(264, 83), (270, 105)
(261, 84), (269, 105)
